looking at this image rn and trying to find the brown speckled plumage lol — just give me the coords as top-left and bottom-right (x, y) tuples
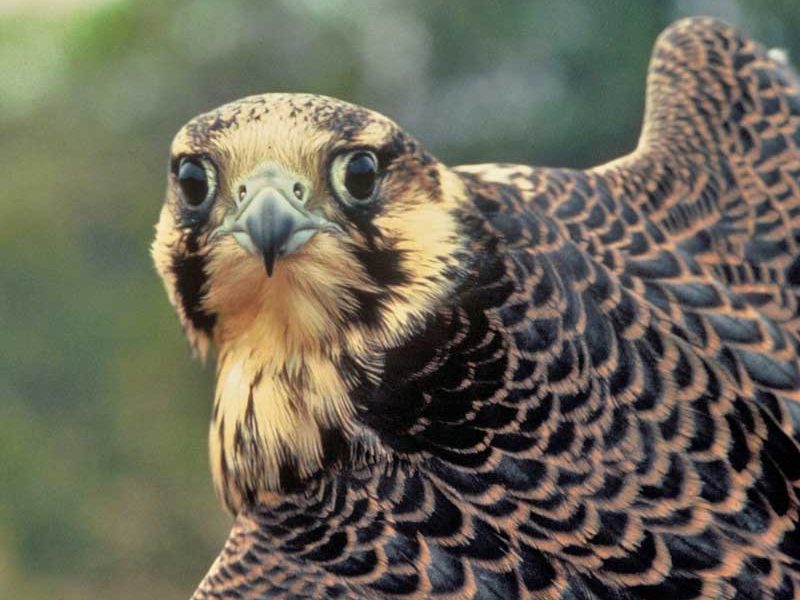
(154, 18), (800, 599)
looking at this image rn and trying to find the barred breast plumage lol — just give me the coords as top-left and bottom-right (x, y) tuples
(153, 17), (800, 600)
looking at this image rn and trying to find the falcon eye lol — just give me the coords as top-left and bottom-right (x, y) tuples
(344, 152), (378, 200)
(176, 156), (216, 208)
(332, 150), (380, 205)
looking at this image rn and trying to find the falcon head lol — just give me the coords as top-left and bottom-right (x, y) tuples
(152, 94), (475, 508)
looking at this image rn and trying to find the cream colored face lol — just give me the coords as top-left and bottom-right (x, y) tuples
(151, 93), (471, 506)
(153, 93), (470, 355)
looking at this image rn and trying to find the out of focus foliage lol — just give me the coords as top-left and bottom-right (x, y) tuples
(1, 0), (798, 597)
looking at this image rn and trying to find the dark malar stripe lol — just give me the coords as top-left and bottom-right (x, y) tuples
(353, 247), (409, 287)
(345, 286), (386, 329)
(172, 242), (217, 334)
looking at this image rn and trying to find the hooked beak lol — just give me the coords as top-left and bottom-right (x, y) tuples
(210, 163), (342, 276)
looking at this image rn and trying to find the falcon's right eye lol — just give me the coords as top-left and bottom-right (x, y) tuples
(176, 156), (217, 208)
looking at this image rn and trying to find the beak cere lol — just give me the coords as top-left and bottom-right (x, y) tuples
(213, 163), (341, 276)
(234, 187), (317, 276)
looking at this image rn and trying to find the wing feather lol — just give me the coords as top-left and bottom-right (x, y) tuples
(194, 18), (800, 599)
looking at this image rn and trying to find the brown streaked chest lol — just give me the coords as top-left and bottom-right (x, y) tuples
(199, 237), (381, 512)
(210, 338), (356, 512)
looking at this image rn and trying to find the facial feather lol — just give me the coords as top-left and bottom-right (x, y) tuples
(152, 94), (472, 511)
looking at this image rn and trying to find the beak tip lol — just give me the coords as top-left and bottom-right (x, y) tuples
(263, 248), (276, 277)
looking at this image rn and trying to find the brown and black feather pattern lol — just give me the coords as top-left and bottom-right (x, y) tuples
(193, 18), (800, 599)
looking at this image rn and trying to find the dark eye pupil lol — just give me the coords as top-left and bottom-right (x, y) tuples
(344, 152), (377, 200)
(177, 158), (209, 206)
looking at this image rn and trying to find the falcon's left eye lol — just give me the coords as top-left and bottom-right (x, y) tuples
(331, 150), (380, 206)
(175, 156), (217, 209)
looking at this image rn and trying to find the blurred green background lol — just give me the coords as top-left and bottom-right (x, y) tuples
(2, 0), (799, 597)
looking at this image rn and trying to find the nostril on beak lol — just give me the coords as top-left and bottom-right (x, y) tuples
(238, 185), (247, 202)
(292, 182), (304, 201)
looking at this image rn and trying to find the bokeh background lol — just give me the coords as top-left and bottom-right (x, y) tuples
(2, 0), (799, 597)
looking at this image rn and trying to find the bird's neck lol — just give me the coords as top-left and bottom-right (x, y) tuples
(210, 338), (350, 511)
(207, 260), (370, 512)
(206, 188), (497, 513)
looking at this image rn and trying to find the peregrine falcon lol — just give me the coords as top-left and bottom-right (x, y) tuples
(153, 18), (800, 599)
